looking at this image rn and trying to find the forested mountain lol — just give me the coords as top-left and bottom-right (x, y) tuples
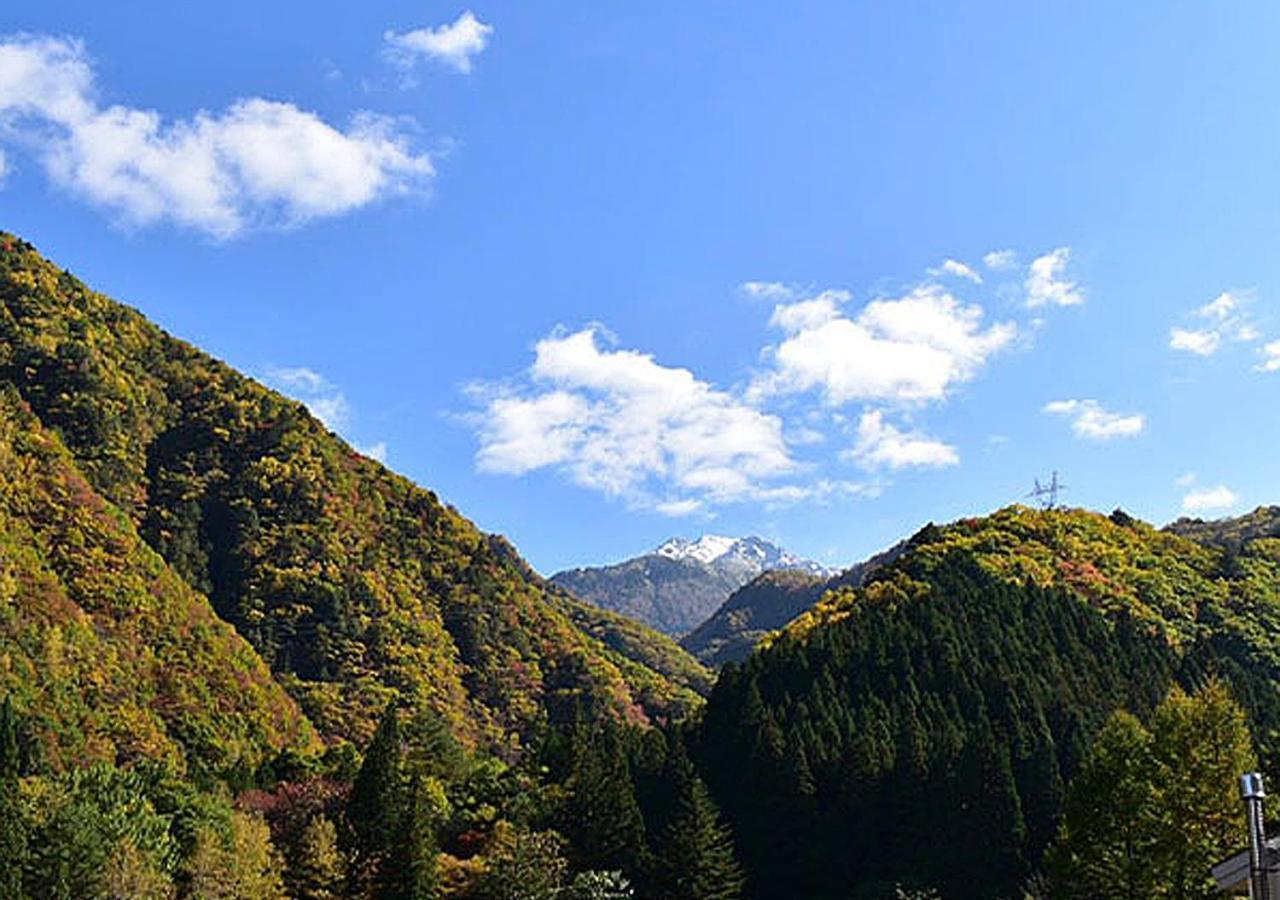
(0, 233), (697, 751)
(6, 232), (1280, 899)
(694, 506), (1280, 898)
(680, 541), (905, 667)
(551, 536), (832, 637)
(1167, 504), (1280, 551)
(0, 386), (315, 775)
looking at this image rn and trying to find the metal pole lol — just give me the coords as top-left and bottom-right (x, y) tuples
(1242, 772), (1269, 900)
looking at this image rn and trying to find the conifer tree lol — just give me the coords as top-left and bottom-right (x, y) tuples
(653, 742), (744, 900)
(567, 722), (647, 877)
(347, 702), (405, 878)
(0, 696), (26, 900)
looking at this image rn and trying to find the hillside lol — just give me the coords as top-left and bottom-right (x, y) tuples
(681, 541), (904, 666)
(1167, 505), (1280, 550)
(0, 386), (315, 774)
(0, 233), (698, 748)
(551, 535), (833, 636)
(695, 505), (1280, 899)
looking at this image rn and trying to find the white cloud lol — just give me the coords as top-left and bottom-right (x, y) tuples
(654, 498), (703, 517)
(1182, 484), (1239, 513)
(983, 249), (1016, 271)
(1174, 472), (1197, 488)
(740, 281), (795, 301)
(0, 35), (432, 237)
(1169, 327), (1221, 356)
(1257, 340), (1280, 373)
(1043, 399), (1145, 440)
(471, 327), (810, 511)
(384, 11), (493, 75)
(1170, 291), (1260, 357)
(928, 258), (982, 284)
(753, 284), (1015, 405)
(1197, 292), (1238, 321)
(266, 366), (351, 430)
(846, 410), (958, 470)
(1025, 248), (1083, 308)
(357, 441), (388, 463)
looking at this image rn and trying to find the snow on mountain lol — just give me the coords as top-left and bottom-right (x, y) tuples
(654, 535), (835, 577)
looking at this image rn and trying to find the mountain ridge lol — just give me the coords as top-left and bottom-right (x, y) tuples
(0, 231), (699, 757)
(551, 534), (834, 637)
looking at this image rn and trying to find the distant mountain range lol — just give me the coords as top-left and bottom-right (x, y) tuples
(550, 535), (835, 636)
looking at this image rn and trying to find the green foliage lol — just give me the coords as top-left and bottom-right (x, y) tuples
(184, 811), (288, 900)
(0, 388), (314, 774)
(0, 696), (26, 900)
(22, 764), (178, 900)
(474, 822), (568, 900)
(290, 815), (344, 900)
(0, 234), (696, 750)
(697, 506), (1280, 898)
(650, 742), (744, 900)
(1047, 680), (1255, 899)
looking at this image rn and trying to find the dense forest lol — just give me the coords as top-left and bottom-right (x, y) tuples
(1, 233), (1279, 898)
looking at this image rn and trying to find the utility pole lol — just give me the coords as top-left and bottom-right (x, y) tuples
(1243, 772), (1270, 900)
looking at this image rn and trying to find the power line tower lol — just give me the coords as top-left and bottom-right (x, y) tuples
(1027, 471), (1067, 510)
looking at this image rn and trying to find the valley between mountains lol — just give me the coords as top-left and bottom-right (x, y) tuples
(2, 232), (1280, 898)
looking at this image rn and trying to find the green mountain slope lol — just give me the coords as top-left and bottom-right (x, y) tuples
(681, 541), (904, 667)
(1167, 504), (1280, 550)
(0, 234), (697, 746)
(0, 387), (315, 773)
(679, 569), (825, 667)
(695, 506), (1280, 899)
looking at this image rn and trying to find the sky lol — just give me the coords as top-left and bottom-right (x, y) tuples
(2, 2), (1279, 575)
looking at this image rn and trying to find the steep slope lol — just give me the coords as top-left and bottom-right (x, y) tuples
(679, 569), (825, 667)
(0, 387), (315, 773)
(681, 541), (904, 666)
(696, 506), (1280, 899)
(551, 535), (833, 636)
(0, 233), (697, 746)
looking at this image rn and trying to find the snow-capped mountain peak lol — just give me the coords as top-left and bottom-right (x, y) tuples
(653, 535), (834, 577)
(655, 534), (739, 564)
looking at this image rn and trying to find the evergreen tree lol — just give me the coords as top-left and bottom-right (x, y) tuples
(1045, 711), (1159, 899)
(347, 702), (405, 889)
(0, 696), (25, 900)
(566, 722), (647, 877)
(653, 743), (744, 900)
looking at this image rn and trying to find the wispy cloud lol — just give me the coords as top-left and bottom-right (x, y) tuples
(266, 367), (352, 430)
(1169, 291), (1259, 357)
(0, 35), (433, 237)
(1182, 484), (1239, 513)
(383, 11), (493, 76)
(983, 249), (1016, 271)
(845, 411), (958, 470)
(740, 281), (795, 301)
(1043, 399), (1145, 440)
(928, 258), (982, 284)
(1256, 340), (1280, 373)
(1025, 248), (1084, 308)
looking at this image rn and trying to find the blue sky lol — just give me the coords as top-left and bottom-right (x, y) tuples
(2, 2), (1279, 574)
